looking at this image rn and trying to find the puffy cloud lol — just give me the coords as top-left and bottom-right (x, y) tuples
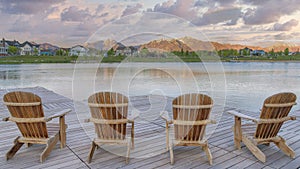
(122, 3), (143, 17)
(152, 0), (197, 20)
(195, 0), (238, 7)
(1, 0), (300, 47)
(242, 0), (300, 25)
(0, 0), (64, 15)
(151, 0), (242, 26)
(61, 6), (93, 22)
(241, 0), (265, 5)
(96, 4), (105, 12)
(272, 19), (299, 31)
(192, 8), (241, 26)
(274, 33), (294, 40)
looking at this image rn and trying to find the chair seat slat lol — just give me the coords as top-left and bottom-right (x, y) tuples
(88, 103), (128, 108)
(173, 119), (215, 126)
(173, 104), (213, 109)
(88, 118), (128, 124)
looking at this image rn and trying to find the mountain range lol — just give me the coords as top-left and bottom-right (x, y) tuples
(85, 37), (300, 53)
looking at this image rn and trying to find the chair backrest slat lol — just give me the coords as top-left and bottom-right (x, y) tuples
(88, 92), (128, 140)
(172, 93), (213, 142)
(255, 92), (296, 139)
(3, 91), (48, 138)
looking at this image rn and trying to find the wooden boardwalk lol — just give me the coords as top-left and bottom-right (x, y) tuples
(0, 87), (299, 169)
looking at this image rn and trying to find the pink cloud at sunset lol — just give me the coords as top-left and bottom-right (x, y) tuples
(0, 0), (299, 47)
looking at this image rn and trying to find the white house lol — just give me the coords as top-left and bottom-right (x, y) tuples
(19, 41), (40, 56)
(69, 45), (89, 56)
(0, 38), (9, 56)
(251, 50), (265, 56)
(115, 44), (139, 56)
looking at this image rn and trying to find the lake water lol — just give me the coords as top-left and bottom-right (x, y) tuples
(1, 62), (300, 113)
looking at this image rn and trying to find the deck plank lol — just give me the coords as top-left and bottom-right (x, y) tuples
(0, 87), (299, 169)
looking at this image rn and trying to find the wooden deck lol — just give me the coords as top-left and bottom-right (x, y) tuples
(0, 87), (299, 169)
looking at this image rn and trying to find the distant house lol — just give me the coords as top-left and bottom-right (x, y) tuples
(39, 43), (59, 56)
(0, 38), (21, 56)
(115, 43), (139, 56)
(239, 47), (252, 56)
(0, 38), (9, 56)
(251, 50), (265, 56)
(40, 50), (52, 56)
(6, 39), (20, 48)
(19, 41), (40, 56)
(69, 45), (88, 56)
(58, 48), (70, 56)
(288, 52), (297, 56)
(129, 46), (139, 55)
(115, 46), (131, 56)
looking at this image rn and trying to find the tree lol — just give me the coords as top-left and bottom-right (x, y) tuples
(33, 48), (39, 56)
(270, 48), (275, 56)
(242, 49), (248, 56)
(277, 51), (283, 56)
(284, 48), (289, 56)
(185, 50), (189, 56)
(8, 46), (18, 55)
(180, 48), (184, 55)
(107, 48), (115, 56)
(140, 47), (149, 57)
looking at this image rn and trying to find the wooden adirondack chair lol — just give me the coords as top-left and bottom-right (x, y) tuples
(2, 91), (71, 162)
(160, 93), (216, 165)
(228, 92), (297, 162)
(86, 92), (136, 164)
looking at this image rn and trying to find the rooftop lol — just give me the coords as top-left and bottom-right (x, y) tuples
(0, 87), (299, 169)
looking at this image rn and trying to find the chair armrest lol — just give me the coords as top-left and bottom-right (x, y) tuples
(128, 110), (140, 123)
(45, 109), (71, 122)
(227, 110), (259, 123)
(160, 111), (173, 124)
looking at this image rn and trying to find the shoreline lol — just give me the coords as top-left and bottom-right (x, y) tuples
(1, 55), (300, 64)
(1, 60), (300, 64)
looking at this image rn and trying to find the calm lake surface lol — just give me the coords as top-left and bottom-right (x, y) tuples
(1, 62), (299, 113)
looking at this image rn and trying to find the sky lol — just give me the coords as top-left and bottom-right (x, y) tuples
(0, 0), (299, 47)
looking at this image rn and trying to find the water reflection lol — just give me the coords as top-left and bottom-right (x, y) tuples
(0, 70), (21, 80)
(1, 62), (300, 112)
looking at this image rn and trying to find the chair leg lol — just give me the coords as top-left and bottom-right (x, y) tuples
(87, 141), (97, 163)
(40, 134), (59, 163)
(242, 136), (266, 163)
(203, 143), (213, 165)
(131, 122), (134, 149)
(166, 122), (169, 151)
(126, 141), (131, 164)
(169, 143), (174, 165)
(274, 136), (295, 158)
(59, 116), (67, 149)
(6, 136), (24, 160)
(234, 117), (242, 150)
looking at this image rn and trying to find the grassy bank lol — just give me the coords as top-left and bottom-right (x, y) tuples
(0, 55), (78, 64)
(1, 55), (300, 64)
(0, 55), (203, 64)
(222, 54), (300, 62)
